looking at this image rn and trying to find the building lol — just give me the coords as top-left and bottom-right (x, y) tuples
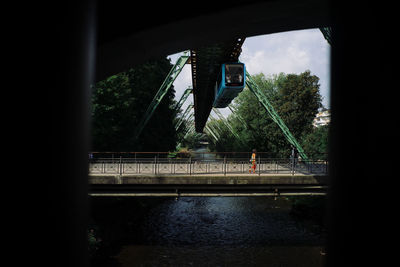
(313, 109), (330, 127)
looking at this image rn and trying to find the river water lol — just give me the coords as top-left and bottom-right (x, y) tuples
(90, 197), (326, 267)
(91, 148), (326, 266)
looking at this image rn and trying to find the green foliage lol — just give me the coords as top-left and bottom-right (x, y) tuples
(91, 58), (178, 152)
(277, 71), (322, 139)
(181, 132), (203, 149)
(210, 71), (325, 158)
(301, 125), (329, 160)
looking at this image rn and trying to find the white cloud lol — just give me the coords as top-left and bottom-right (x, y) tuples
(240, 29), (330, 108)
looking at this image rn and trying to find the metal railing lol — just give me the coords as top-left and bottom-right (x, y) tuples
(89, 157), (328, 176)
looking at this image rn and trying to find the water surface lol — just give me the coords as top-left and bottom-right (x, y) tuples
(93, 197), (326, 266)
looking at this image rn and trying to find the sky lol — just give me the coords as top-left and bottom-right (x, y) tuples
(168, 28), (330, 118)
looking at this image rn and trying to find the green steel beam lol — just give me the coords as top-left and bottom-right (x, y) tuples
(206, 119), (221, 139)
(186, 113), (194, 125)
(319, 27), (332, 45)
(175, 104), (193, 131)
(208, 114), (224, 135)
(133, 51), (190, 140)
(173, 86), (192, 117)
(212, 108), (241, 140)
(204, 125), (219, 142)
(228, 104), (247, 129)
(176, 114), (195, 148)
(205, 114), (223, 142)
(184, 124), (195, 138)
(245, 71), (308, 160)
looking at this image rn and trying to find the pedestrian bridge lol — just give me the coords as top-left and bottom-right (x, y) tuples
(89, 157), (328, 197)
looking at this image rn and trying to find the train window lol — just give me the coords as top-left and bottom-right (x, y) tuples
(225, 64), (244, 86)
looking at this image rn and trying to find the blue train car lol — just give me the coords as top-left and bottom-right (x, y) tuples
(213, 63), (246, 108)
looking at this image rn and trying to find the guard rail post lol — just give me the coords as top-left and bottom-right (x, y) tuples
(325, 160), (328, 174)
(119, 156), (122, 175)
(154, 156), (157, 175)
(224, 156), (226, 176)
(189, 157), (192, 175)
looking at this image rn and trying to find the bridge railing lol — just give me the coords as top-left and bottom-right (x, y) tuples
(88, 157), (328, 175)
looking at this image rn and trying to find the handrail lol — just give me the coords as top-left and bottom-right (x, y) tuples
(89, 157), (328, 176)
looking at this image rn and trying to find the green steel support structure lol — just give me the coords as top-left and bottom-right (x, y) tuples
(175, 104), (193, 131)
(184, 125), (194, 138)
(130, 46), (312, 160)
(228, 104), (248, 129)
(173, 87), (192, 116)
(208, 114), (224, 135)
(208, 115), (230, 145)
(133, 51), (190, 140)
(319, 27), (332, 45)
(204, 125), (219, 142)
(207, 117), (222, 139)
(212, 108), (241, 140)
(245, 71), (308, 160)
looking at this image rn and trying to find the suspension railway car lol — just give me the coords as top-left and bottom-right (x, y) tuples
(213, 63), (246, 108)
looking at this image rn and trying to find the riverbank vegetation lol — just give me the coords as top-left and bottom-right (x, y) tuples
(205, 71), (328, 159)
(91, 56), (328, 159)
(91, 58), (182, 152)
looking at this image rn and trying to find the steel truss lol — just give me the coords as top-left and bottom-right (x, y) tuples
(133, 51), (190, 140)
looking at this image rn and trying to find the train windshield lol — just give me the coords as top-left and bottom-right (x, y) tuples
(225, 64), (244, 86)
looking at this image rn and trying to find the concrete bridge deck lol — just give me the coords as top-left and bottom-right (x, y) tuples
(89, 173), (327, 184)
(89, 173), (328, 197)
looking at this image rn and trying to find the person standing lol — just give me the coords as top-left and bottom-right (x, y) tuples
(249, 149), (257, 173)
(291, 145), (298, 169)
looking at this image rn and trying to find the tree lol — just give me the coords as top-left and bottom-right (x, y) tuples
(209, 71), (323, 158)
(301, 125), (329, 160)
(232, 72), (289, 157)
(91, 58), (178, 152)
(277, 70), (322, 139)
